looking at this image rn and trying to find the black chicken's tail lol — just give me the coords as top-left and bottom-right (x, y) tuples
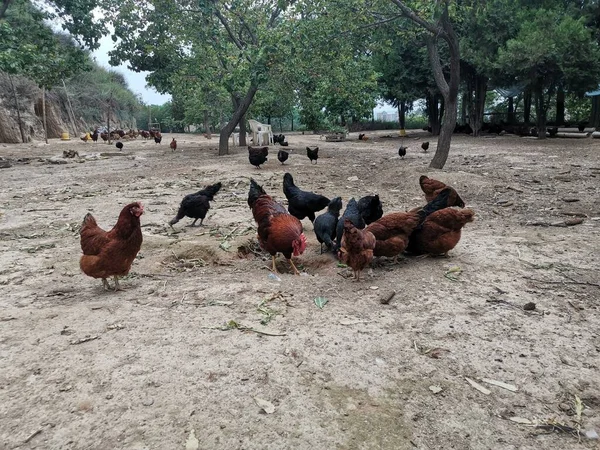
(169, 206), (186, 227)
(415, 188), (452, 226)
(248, 178), (266, 209)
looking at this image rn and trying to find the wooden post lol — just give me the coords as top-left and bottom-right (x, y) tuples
(148, 105), (151, 129)
(9, 75), (25, 143)
(42, 87), (48, 144)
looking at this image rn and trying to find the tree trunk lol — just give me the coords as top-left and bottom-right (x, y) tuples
(9, 75), (25, 143)
(590, 96), (600, 130)
(471, 75), (487, 137)
(427, 92), (441, 136)
(426, 10), (460, 169)
(219, 85), (258, 155)
(524, 88), (532, 124)
(438, 95), (445, 130)
(507, 96), (515, 124)
(399, 101), (406, 130)
(556, 86), (565, 125)
(460, 91), (468, 125)
(239, 113), (248, 146)
(203, 110), (211, 138)
(534, 82), (546, 140)
(42, 87), (48, 144)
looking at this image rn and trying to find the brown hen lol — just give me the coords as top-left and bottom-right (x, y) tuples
(367, 188), (452, 257)
(80, 202), (144, 291)
(419, 175), (465, 207)
(338, 219), (376, 281)
(407, 208), (474, 256)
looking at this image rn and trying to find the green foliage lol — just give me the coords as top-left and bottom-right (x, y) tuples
(0, 0), (91, 87)
(498, 8), (600, 93)
(65, 63), (143, 126)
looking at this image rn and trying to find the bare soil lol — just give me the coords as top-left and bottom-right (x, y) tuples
(1, 130), (599, 450)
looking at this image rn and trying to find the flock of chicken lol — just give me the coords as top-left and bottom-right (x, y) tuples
(248, 145), (320, 168)
(79, 169), (474, 289)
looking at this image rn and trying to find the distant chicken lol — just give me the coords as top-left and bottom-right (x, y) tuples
(116, 142), (123, 151)
(273, 134), (286, 145)
(306, 146), (319, 164)
(419, 175), (465, 207)
(79, 202), (144, 291)
(170, 138), (177, 151)
(248, 178), (307, 275)
(154, 134), (162, 144)
(421, 141), (429, 152)
(80, 132), (91, 142)
(282, 172), (330, 222)
(335, 198), (365, 251)
(248, 146), (268, 168)
(277, 149), (289, 165)
(407, 208), (475, 256)
(313, 197), (342, 253)
(338, 219), (376, 281)
(100, 132), (109, 143)
(169, 182), (222, 228)
(366, 188), (452, 257)
(91, 129), (99, 143)
(398, 146), (407, 158)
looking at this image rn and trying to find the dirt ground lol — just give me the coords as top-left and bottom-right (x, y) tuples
(1, 129), (599, 450)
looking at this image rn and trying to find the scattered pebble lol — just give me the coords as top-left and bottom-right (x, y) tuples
(142, 397), (154, 406)
(523, 302), (536, 311)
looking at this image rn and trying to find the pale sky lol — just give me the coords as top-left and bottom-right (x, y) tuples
(92, 34), (172, 106)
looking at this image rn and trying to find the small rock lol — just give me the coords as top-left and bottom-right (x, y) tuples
(142, 397), (154, 406)
(585, 430), (599, 440)
(105, 394), (114, 400)
(429, 385), (443, 394)
(347, 176), (359, 182)
(558, 402), (571, 412)
(48, 157), (67, 165)
(523, 302), (536, 311)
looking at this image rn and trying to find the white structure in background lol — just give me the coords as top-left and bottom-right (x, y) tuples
(375, 111), (399, 122)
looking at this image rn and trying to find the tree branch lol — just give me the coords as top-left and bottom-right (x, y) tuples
(0, 0), (13, 20)
(389, 0), (445, 37)
(426, 36), (449, 98)
(214, 9), (244, 51)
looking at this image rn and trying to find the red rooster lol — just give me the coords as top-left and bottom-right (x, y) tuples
(79, 202), (144, 291)
(248, 179), (307, 275)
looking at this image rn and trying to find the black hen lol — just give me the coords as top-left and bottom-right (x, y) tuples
(248, 146), (268, 168)
(357, 195), (383, 225)
(115, 142), (123, 151)
(398, 146), (407, 158)
(421, 141), (429, 152)
(335, 198), (365, 250)
(277, 150), (289, 164)
(274, 134), (286, 145)
(313, 197), (342, 253)
(169, 182), (222, 227)
(306, 146), (319, 164)
(282, 172), (330, 222)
